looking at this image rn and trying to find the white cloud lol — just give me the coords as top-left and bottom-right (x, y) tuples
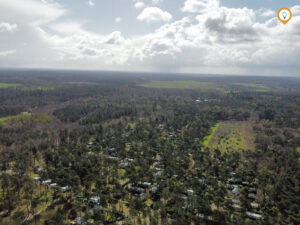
(37, 22), (132, 67)
(182, 0), (219, 14)
(134, 2), (145, 9)
(0, 50), (16, 57)
(115, 17), (122, 23)
(256, 8), (275, 17)
(0, 0), (300, 75)
(152, 0), (163, 5)
(200, 7), (258, 43)
(137, 7), (172, 23)
(0, 0), (66, 68)
(127, 3), (300, 74)
(0, 22), (18, 32)
(103, 31), (126, 45)
(49, 22), (85, 35)
(0, 0), (65, 26)
(88, 1), (95, 7)
(133, 0), (162, 8)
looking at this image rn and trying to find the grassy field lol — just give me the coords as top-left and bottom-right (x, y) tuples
(140, 81), (269, 93)
(201, 122), (220, 150)
(0, 113), (32, 123)
(206, 121), (255, 153)
(140, 81), (223, 91)
(233, 83), (269, 92)
(0, 83), (20, 88)
(22, 86), (55, 91)
(0, 113), (52, 126)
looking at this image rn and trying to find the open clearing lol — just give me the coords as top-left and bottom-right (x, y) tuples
(0, 113), (32, 123)
(0, 84), (54, 91)
(22, 86), (55, 91)
(201, 122), (220, 150)
(0, 113), (52, 126)
(0, 83), (20, 88)
(140, 81), (223, 91)
(206, 121), (255, 152)
(232, 83), (269, 92)
(140, 81), (269, 93)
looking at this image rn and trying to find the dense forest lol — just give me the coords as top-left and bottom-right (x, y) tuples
(0, 70), (299, 225)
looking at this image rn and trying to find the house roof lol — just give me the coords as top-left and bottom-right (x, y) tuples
(246, 212), (262, 219)
(231, 186), (239, 195)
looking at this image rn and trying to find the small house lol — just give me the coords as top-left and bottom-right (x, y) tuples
(139, 182), (151, 188)
(226, 184), (234, 190)
(231, 186), (239, 196)
(229, 172), (236, 178)
(75, 217), (85, 225)
(120, 162), (128, 168)
(154, 157), (162, 162)
(126, 158), (134, 162)
(199, 179), (206, 185)
(250, 202), (259, 209)
(61, 186), (69, 192)
(246, 212), (262, 220)
(34, 176), (41, 181)
(42, 179), (52, 185)
(242, 181), (250, 186)
(90, 197), (100, 204)
(155, 171), (163, 177)
(232, 199), (240, 204)
(131, 187), (145, 194)
(187, 190), (194, 196)
(108, 156), (118, 160)
(248, 193), (256, 200)
(249, 187), (257, 193)
(109, 148), (116, 152)
(233, 204), (241, 211)
(150, 186), (158, 194)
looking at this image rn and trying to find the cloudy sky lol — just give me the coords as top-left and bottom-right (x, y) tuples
(0, 0), (300, 76)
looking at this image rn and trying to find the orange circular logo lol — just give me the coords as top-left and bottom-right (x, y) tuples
(278, 8), (292, 24)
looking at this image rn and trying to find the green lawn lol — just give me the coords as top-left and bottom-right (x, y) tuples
(233, 83), (269, 92)
(0, 113), (52, 126)
(0, 113), (32, 123)
(140, 81), (269, 93)
(22, 86), (55, 91)
(206, 121), (255, 153)
(201, 122), (220, 150)
(140, 81), (223, 91)
(0, 83), (20, 88)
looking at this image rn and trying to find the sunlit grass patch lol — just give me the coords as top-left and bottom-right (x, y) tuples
(140, 81), (224, 91)
(0, 113), (32, 124)
(206, 121), (255, 153)
(0, 83), (20, 88)
(140, 81), (269, 93)
(22, 86), (55, 91)
(233, 83), (269, 92)
(0, 113), (52, 126)
(201, 122), (220, 150)
(223, 90), (241, 94)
